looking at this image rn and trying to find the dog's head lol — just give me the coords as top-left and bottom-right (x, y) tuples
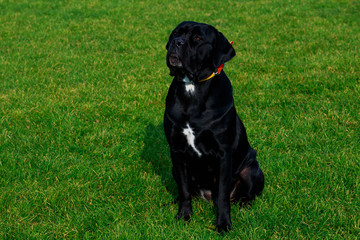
(166, 21), (235, 82)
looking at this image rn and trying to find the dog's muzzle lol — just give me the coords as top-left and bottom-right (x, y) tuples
(169, 53), (182, 67)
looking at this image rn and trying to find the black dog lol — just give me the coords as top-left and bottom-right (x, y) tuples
(164, 21), (264, 232)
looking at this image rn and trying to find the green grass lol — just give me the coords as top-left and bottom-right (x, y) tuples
(0, 0), (359, 238)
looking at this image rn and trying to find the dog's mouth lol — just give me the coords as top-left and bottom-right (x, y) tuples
(168, 53), (182, 67)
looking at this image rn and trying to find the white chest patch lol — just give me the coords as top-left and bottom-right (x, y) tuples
(183, 76), (195, 94)
(182, 123), (202, 157)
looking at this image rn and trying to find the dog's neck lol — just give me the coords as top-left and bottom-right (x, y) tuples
(182, 69), (220, 84)
(182, 70), (219, 94)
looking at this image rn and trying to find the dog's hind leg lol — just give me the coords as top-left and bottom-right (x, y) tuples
(230, 160), (264, 205)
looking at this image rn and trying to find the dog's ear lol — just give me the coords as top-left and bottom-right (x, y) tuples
(213, 30), (236, 68)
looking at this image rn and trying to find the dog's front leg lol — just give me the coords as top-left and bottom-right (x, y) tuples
(215, 154), (232, 232)
(171, 152), (193, 221)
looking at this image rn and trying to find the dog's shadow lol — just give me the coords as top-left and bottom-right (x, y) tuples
(141, 124), (177, 199)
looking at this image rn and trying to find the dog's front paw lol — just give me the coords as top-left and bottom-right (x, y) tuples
(216, 215), (232, 233)
(176, 205), (193, 222)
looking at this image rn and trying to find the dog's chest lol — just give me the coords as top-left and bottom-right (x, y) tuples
(181, 77), (201, 156)
(182, 123), (202, 157)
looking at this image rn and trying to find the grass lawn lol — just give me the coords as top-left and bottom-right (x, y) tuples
(0, 0), (359, 239)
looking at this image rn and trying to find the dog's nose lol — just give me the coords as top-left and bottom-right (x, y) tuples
(174, 38), (185, 47)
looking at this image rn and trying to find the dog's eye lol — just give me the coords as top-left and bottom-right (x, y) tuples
(194, 36), (202, 41)
(173, 32), (177, 36)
